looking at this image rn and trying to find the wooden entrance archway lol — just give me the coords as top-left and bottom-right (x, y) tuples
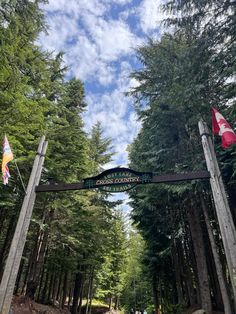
(36, 167), (210, 193)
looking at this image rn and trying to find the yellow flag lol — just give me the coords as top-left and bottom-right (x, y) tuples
(2, 135), (14, 185)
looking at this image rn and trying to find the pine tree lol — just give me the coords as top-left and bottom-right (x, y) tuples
(95, 209), (127, 310)
(89, 122), (113, 175)
(128, 25), (235, 312)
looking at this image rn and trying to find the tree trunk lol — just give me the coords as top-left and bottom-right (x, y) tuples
(78, 279), (84, 314)
(41, 268), (49, 304)
(68, 286), (73, 310)
(205, 237), (223, 310)
(115, 296), (119, 310)
(172, 240), (183, 304)
(56, 270), (63, 302)
(27, 225), (43, 285)
(36, 264), (45, 302)
(14, 257), (26, 294)
(47, 272), (55, 304)
(61, 271), (69, 309)
(109, 294), (113, 311)
(0, 208), (8, 236)
(187, 203), (212, 313)
(26, 209), (54, 299)
(152, 271), (160, 314)
(88, 267), (94, 314)
(72, 264), (84, 314)
(182, 228), (197, 307)
(85, 275), (90, 314)
(0, 213), (17, 280)
(53, 273), (59, 305)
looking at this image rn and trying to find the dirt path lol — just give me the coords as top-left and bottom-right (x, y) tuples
(11, 296), (70, 314)
(11, 296), (111, 314)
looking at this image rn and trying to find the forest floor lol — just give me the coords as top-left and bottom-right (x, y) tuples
(11, 295), (70, 314)
(11, 296), (111, 314)
(11, 297), (225, 314)
(185, 307), (224, 314)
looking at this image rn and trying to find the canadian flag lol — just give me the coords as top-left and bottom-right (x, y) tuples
(212, 107), (236, 148)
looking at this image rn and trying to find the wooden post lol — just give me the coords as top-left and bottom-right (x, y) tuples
(198, 120), (236, 305)
(200, 195), (233, 314)
(0, 136), (47, 314)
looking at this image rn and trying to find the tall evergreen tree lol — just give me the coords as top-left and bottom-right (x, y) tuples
(128, 23), (235, 311)
(89, 122), (113, 175)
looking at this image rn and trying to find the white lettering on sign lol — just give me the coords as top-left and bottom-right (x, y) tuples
(95, 176), (140, 186)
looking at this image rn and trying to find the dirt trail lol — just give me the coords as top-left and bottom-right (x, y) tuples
(11, 296), (70, 314)
(11, 296), (112, 314)
(11, 297), (224, 314)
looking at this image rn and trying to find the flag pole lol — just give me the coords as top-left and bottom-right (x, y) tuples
(14, 160), (26, 193)
(198, 120), (236, 307)
(0, 136), (47, 314)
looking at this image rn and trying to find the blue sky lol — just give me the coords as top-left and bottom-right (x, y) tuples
(39, 0), (166, 209)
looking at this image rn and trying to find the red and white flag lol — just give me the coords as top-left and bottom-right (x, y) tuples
(212, 107), (236, 148)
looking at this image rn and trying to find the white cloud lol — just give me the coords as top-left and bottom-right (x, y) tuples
(97, 65), (116, 85)
(39, 14), (80, 52)
(81, 55), (141, 170)
(108, 0), (132, 4)
(84, 85), (141, 168)
(86, 18), (139, 62)
(39, 0), (145, 173)
(39, 0), (169, 212)
(65, 34), (100, 79)
(39, 1), (142, 84)
(138, 0), (166, 33)
(43, 0), (106, 17)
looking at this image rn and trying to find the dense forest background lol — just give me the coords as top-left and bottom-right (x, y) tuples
(0, 1), (236, 314)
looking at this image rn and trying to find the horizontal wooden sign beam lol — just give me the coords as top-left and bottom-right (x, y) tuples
(35, 170), (210, 193)
(152, 170), (210, 183)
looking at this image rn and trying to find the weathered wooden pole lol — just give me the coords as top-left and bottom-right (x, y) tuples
(198, 120), (236, 305)
(200, 195), (233, 314)
(0, 136), (47, 314)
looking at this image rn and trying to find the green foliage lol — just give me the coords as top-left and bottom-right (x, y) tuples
(161, 302), (185, 314)
(0, 2), (127, 310)
(0, 0), (235, 312)
(120, 229), (152, 313)
(89, 122), (113, 175)
(95, 210), (127, 303)
(128, 0), (236, 311)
